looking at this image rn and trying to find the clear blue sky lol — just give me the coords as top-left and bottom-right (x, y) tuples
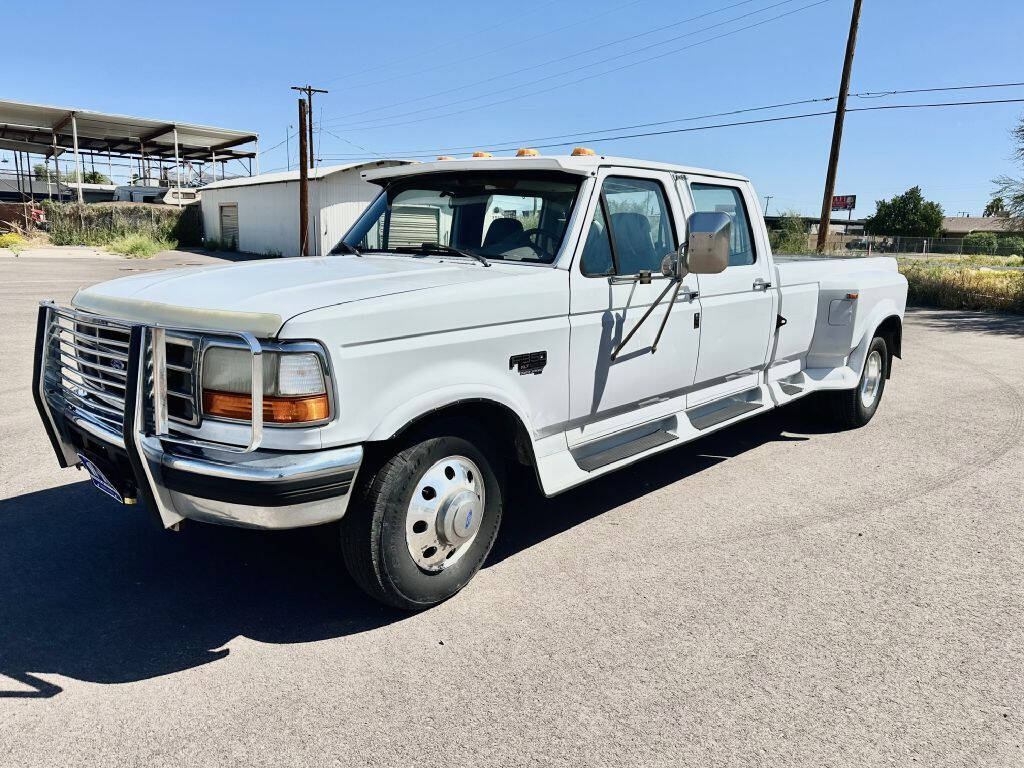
(7, 0), (1024, 218)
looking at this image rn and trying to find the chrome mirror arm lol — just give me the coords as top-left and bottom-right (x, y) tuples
(609, 275), (680, 361)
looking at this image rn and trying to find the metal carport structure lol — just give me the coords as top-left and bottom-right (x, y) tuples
(0, 99), (258, 205)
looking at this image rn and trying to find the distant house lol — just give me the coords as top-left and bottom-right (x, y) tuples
(941, 216), (1014, 236)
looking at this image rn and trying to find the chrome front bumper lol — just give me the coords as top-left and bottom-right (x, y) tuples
(33, 304), (363, 530)
(139, 437), (363, 529)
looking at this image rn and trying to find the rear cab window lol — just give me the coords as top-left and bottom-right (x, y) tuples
(688, 183), (756, 266)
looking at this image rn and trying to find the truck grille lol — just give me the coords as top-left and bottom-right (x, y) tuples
(44, 307), (200, 435)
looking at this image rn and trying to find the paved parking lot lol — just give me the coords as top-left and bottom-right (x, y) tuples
(1, 250), (1022, 766)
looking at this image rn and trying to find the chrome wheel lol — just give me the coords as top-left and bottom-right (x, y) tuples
(859, 349), (883, 409)
(405, 455), (485, 572)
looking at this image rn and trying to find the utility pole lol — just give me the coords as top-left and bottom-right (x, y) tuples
(291, 84), (328, 169)
(298, 99), (309, 257)
(763, 195), (773, 216)
(816, 0), (863, 253)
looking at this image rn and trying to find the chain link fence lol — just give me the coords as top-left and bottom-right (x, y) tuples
(810, 233), (1024, 257)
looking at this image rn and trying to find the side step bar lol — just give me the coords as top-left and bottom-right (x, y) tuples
(572, 419), (678, 472)
(686, 388), (763, 430)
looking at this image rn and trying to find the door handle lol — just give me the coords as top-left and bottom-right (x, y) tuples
(679, 290), (699, 301)
(752, 278), (772, 291)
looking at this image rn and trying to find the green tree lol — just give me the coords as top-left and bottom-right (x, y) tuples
(864, 186), (944, 237)
(62, 169), (112, 184)
(984, 196), (1007, 217)
(33, 163), (59, 181)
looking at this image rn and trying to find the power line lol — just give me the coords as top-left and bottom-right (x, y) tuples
(322, 0), (564, 85)
(333, 0), (773, 121)
(327, 0), (822, 130)
(315, 97), (1024, 161)
(326, 0), (835, 132)
(315, 82), (1024, 158)
(329, 0), (648, 92)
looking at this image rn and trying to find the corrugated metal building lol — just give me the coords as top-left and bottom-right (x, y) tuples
(199, 160), (411, 257)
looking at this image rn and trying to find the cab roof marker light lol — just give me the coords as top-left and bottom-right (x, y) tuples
(571, 147), (596, 156)
(472, 151), (493, 158)
(436, 155), (455, 161)
(515, 148), (540, 157)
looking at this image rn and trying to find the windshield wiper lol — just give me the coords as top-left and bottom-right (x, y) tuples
(333, 241), (363, 256)
(420, 242), (490, 268)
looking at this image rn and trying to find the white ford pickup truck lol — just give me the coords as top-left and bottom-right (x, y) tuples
(34, 152), (907, 609)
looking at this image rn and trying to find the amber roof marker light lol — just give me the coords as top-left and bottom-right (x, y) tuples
(472, 151), (493, 157)
(571, 147), (596, 156)
(515, 148), (540, 157)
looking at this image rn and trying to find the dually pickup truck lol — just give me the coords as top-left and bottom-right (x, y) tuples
(33, 152), (907, 609)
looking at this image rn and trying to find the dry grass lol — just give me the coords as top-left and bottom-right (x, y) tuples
(900, 261), (1024, 313)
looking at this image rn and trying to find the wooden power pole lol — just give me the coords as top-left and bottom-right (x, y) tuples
(291, 84), (328, 169)
(298, 98), (309, 257)
(816, 0), (863, 253)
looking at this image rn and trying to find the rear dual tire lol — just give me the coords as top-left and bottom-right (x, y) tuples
(340, 428), (503, 610)
(824, 335), (888, 429)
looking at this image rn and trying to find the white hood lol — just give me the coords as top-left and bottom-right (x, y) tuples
(73, 255), (510, 336)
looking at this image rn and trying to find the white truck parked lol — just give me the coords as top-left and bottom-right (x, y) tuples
(34, 152), (907, 609)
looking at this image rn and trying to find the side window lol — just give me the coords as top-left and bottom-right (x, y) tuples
(580, 176), (677, 276)
(689, 183), (756, 266)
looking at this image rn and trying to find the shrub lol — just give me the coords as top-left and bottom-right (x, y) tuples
(41, 201), (201, 247)
(105, 233), (176, 259)
(0, 232), (26, 249)
(769, 211), (810, 254)
(900, 261), (1024, 313)
(962, 231), (998, 254)
(997, 235), (1024, 256)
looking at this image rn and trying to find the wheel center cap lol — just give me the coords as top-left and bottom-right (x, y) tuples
(437, 489), (482, 545)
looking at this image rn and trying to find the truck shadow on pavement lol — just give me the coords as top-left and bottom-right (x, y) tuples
(0, 405), (821, 698)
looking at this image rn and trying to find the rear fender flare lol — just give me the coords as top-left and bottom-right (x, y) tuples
(848, 303), (902, 378)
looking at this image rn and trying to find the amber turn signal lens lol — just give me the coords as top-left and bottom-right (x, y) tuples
(203, 390), (330, 424)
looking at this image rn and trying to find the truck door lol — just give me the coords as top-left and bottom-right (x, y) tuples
(681, 175), (774, 406)
(566, 170), (701, 448)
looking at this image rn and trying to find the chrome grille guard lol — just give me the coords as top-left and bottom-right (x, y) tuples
(37, 301), (265, 455)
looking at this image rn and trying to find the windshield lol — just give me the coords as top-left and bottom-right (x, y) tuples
(337, 171), (582, 264)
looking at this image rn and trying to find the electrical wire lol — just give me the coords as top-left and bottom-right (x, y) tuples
(315, 81), (1024, 157)
(322, 0), (564, 85)
(331, 0), (775, 121)
(315, 97), (1024, 161)
(328, 0), (650, 92)
(327, 0), (835, 132)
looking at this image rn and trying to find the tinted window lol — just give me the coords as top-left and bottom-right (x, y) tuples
(581, 176), (677, 276)
(689, 183), (756, 266)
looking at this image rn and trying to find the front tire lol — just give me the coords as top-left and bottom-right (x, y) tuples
(341, 429), (503, 610)
(825, 335), (888, 429)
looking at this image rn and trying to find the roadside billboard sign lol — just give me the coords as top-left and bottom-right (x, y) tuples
(832, 194), (857, 212)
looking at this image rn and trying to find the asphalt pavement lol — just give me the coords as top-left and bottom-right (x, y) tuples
(1, 249), (1021, 766)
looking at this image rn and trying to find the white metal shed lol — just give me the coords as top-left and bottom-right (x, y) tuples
(199, 160), (412, 257)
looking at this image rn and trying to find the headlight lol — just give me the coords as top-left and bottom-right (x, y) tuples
(201, 345), (330, 424)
